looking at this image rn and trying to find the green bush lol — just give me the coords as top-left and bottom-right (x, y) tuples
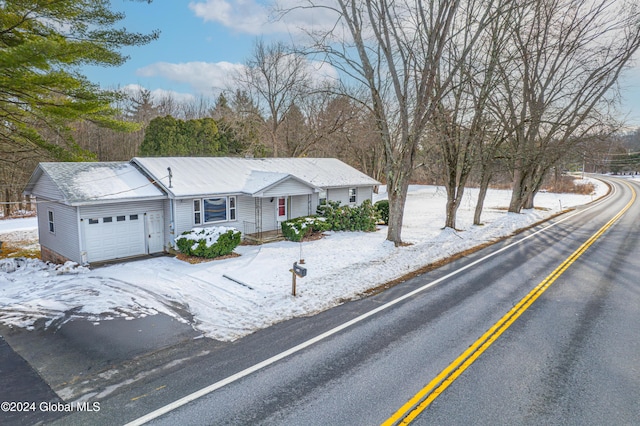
(281, 216), (330, 242)
(374, 199), (389, 225)
(175, 226), (241, 258)
(316, 199), (378, 232)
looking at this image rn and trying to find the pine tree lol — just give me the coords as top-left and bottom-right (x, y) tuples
(0, 0), (159, 160)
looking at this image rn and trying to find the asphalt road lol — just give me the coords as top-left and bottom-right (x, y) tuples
(51, 176), (640, 426)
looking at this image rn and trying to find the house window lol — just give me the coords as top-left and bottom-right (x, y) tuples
(47, 210), (55, 233)
(196, 196), (237, 224)
(319, 190), (327, 205)
(349, 188), (357, 203)
(88, 218), (99, 224)
(103, 217), (113, 223)
(130, 214), (138, 220)
(117, 215), (126, 222)
(194, 199), (202, 225)
(204, 198), (226, 222)
(229, 196), (236, 221)
(278, 197), (286, 216)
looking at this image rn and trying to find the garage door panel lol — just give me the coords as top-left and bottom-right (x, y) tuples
(82, 213), (145, 263)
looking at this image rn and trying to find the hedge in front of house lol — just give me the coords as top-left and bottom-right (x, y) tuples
(175, 226), (241, 258)
(374, 199), (389, 225)
(281, 216), (330, 242)
(316, 199), (378, 232)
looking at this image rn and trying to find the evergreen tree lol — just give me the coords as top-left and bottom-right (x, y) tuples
(140, 116), (232, 157)
(0, 0), (159, 160)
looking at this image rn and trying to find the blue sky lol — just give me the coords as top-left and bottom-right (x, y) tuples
(82, 1), (640, 127)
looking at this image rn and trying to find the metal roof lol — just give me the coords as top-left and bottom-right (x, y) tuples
(131, 157), (381, 198)
(24, 162), (165, 205)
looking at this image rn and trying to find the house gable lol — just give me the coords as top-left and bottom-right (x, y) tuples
(30, 169), (66, 202)
(253, 175), (317, 197)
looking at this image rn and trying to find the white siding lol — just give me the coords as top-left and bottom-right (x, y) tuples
(174, 196), (246, 238)
(163, 199), (173, 247)
(174, 199), (193, 238)
(310, 193), (320, 215)
(37, 200), (81, 263)
(262, 198), (278, 231)
(326, 186), (373, 206)
(290, 195), (312, 218)
(261, 179), (314, 197)
(236, 196), (255, 234)
(358, 186), (374, 203)
(327, 187), (350, 205)
(79, 200), (163, 218)
(31, 173), (64, 201)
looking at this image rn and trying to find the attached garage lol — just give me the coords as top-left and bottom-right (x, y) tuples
(23, 162), (167, 265)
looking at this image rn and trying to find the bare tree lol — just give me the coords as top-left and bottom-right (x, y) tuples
(495, 0), (640, 213)
(434, 1), (511, 229)
(234, 40), (311, 157)
(295, 0), (496, 245)
(300, 93), (385, 180)
(179, 95), (214, 120)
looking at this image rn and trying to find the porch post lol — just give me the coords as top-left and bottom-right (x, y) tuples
(254, 197), (262, 239)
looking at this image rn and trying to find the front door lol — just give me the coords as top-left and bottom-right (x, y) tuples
(276, 196), (288, 222)
(145, 210), (164, 254)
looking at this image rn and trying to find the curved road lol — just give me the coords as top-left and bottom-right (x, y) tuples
(56, 176), (640, 425)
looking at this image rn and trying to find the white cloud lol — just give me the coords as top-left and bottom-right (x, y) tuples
(120, 84), (197, 104)
(305, 59), (339, 87)
(133, 58), (339, 97)
(188, 0), (340, 36)
(136, 61), (245, 94)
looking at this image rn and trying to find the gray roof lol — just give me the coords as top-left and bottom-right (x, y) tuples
(24, 162), (165, 205)
(131, 157), (380, 198)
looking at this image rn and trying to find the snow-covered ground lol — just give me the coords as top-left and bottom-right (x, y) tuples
(0, 181), (607, 342)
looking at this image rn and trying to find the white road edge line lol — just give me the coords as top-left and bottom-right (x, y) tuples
(125, 181), (617, 426)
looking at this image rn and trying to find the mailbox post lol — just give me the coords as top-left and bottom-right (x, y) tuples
(290, 261), (307, 296)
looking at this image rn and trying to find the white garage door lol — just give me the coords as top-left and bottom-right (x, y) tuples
(82, 213), (146, 263)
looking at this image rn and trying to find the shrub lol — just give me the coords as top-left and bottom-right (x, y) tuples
(316, 199), (378, 232)
(281, 216), (330, 242)
(374, 199), (389, 225)
(175, 226), (241, 258)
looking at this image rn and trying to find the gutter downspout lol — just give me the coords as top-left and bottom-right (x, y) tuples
(77, 208), (88, 265)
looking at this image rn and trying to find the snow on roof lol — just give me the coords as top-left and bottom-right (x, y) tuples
(31, 162), (164, 204)
(131, 157), (381, 198)
(243, 171), (292, 194)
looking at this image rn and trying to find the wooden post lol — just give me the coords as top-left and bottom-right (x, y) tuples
(290, 269), (297, 296)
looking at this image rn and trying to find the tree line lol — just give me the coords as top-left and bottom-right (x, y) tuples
(1, 0), (640, 246)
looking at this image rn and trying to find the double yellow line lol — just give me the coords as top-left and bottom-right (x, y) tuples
(383, 181), (636, 425)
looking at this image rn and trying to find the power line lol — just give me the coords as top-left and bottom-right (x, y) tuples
(0, 174), (168, 206)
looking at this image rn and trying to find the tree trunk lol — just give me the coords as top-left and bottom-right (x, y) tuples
(386, 180), (410, 246)
(474, 170), (493, 225)
(444, 194), (462, 229)
(4, 189), (11, 217)
(385, 154), (413, 246)
(523, 190), (536, 209)
(508, 168), (527, 213)
(525, 166), (548, 209)
(444, 176), (469, 229)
